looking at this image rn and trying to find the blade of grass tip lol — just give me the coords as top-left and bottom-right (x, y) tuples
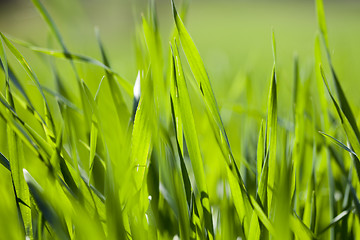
(292, 53), (299, 120)
(171, 3), (251, 229)
(169, 44), (184, 157)
(95, 29), (131, 128)
(272, 29), (277, 64)
(266, 65), (277, 217)
(319, 131), (357, 157)
(143, 14), (167, 120)
(320, 66), (360, 181)
(30, 0), (93, 132)
(315, 0), (329, 50)
(171, 41), (214, 239)
(23, 169), (70, 240)
(130, 86), (153, 191)
(171, 0), (235, 168)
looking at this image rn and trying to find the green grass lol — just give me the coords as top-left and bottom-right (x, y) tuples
(0, 0), (360, 239)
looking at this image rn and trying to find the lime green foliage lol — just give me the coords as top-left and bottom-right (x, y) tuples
(0, 0), (360, 239)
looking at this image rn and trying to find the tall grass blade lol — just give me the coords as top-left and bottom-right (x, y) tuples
(171, 41), (214, 239)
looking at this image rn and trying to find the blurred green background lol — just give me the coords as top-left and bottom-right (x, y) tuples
(1, 0), (360, 114)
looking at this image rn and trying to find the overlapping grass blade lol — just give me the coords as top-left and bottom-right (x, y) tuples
(170, 40), (214, 239)
(171, 2), (252, 235)
(316, 0), (360, 140)
(320, 66), (360, 181)
(319, 131), (357, 157)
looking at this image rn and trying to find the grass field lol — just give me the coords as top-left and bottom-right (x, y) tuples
(1, 0), (360, 239)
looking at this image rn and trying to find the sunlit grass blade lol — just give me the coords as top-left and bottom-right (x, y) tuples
(171, 2), (252, 234)
(130, 92), (152, 191)
(171, 0), (235, 168)
(266, 65), (277, 215)
(171, 40), (214, 238)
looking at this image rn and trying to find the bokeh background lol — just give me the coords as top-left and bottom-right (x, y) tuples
(1, 0), (360, 113)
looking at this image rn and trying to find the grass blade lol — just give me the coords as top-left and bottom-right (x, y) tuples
(171, 40), (214, 238)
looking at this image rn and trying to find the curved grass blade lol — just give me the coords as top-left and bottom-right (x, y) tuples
(0, 33), (51, 115)
(319, 131), (357, 157)
(316, 0), (360, 141)
(321, 66), (360, 181)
